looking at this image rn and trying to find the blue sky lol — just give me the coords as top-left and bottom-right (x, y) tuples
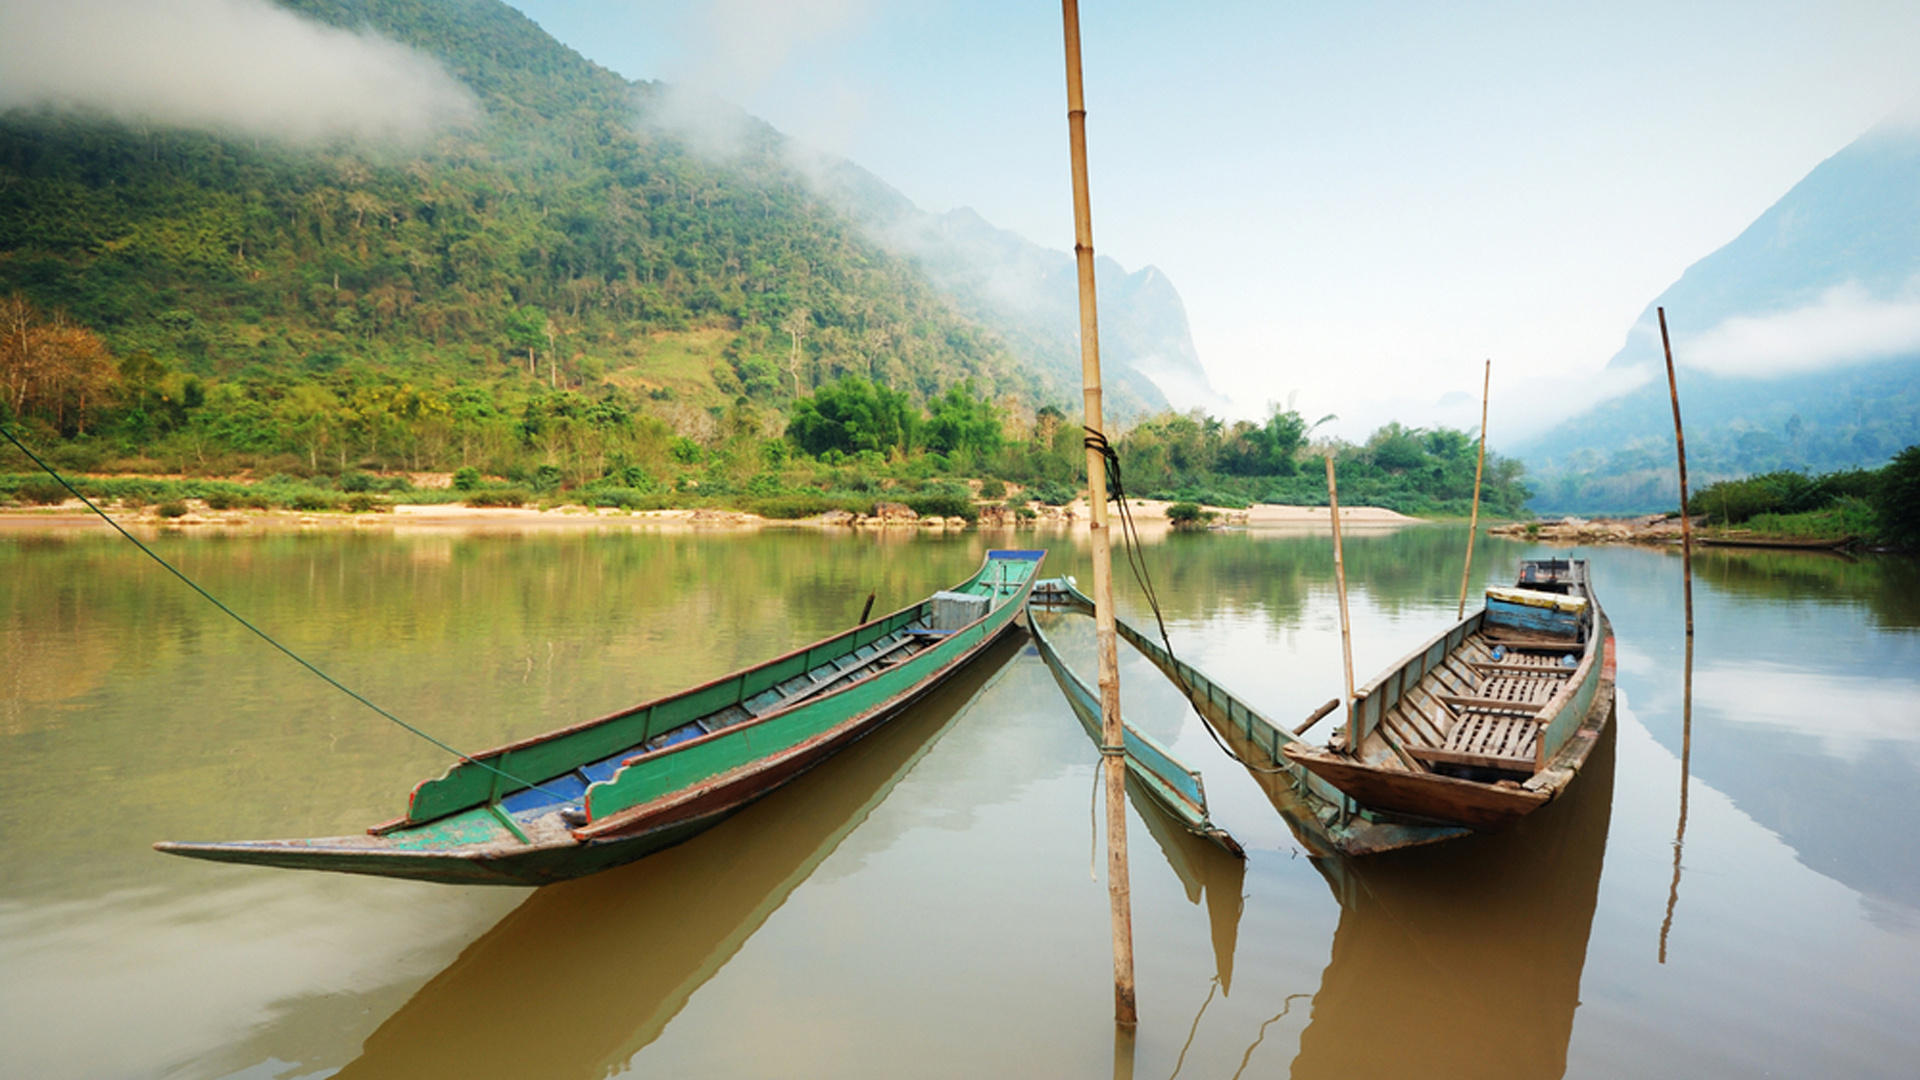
(505, 1), (1920, 443)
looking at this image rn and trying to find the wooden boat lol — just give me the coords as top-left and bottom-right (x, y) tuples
(156, 549), (1046, 885)
(1025, 580), (1242, 856)
(1029, 579), (1471, 856)
(1283, 558), (1615, 832)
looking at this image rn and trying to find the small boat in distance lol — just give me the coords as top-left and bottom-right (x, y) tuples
(1283, 558), (1615, 833)
(157, 549), (1046, 885)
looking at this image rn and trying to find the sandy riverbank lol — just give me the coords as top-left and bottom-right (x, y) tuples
(0, 497), (1423, 534)
(1488, 514), (1687, 546)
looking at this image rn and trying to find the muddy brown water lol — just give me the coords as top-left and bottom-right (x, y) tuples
(3, 523), (1918, 1078)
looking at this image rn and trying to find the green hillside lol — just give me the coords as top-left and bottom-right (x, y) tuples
(0, 0), (1034, 477)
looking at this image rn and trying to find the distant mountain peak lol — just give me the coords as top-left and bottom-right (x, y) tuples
(1521, 123), (1920, 512)
(1607, 126), (1920, 376)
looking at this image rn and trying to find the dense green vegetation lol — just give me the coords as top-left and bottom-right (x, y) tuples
(1686, 448), (1920, 547)
(1110, 415), (1529, 517)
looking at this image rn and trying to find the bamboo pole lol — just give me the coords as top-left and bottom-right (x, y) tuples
(1456, 360), (1491, 619)
(1658, 308), (1695, 636)
(1061, 0), (1136, 1028)
(1326, 455), (1357, 745)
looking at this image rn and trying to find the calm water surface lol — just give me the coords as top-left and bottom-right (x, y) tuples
(3, 521), (1917, 1078)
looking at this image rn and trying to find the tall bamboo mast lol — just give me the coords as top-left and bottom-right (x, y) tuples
(1060, 0), (1136, 1028)
(1456, 359), (1491, 619)
(1658, 308), (1695, 636)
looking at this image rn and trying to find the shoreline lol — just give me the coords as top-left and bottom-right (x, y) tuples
(0, 497), (1424, 534)
(1488, 514), (1863, 550)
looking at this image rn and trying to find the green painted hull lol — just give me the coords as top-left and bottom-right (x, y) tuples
(158, 550), (1045, 885)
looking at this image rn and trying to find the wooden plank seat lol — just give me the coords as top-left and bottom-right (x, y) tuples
(1438, 694), (1544, 715)
(1408, 710), (1540, 772)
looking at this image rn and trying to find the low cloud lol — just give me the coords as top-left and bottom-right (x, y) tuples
(0, 0), (476, 145)
(646, 0), (873, 160)
(1684, 278), (1920, 377)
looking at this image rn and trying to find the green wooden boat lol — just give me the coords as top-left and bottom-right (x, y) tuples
(1025, 580), (1242, 856)
(156, 549), (1046, 885)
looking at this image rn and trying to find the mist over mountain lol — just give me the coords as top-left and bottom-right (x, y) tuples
(811, 157), (1217, 419)
(1520, 125), (1920, 513)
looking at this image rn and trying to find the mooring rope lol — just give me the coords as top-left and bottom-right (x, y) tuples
(1083, 427), (1292, 774)
(1, 424), (570, 803)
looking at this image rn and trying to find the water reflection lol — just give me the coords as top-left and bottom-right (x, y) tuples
(1290, 713), (1616, 1080)
(1661, 636), (1693, 964)
(1130, 773), (1245, 990)
(325, 632), (1023, 1080)
(7, 526), (1920, 1079)
(1586, 542), (1920, 918)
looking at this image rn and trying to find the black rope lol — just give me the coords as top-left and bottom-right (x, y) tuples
(1, 424), (570, 803)
(1082, 427), (1291, 774)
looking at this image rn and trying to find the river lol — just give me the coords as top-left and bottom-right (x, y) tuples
(2, 521), (1917, 1078)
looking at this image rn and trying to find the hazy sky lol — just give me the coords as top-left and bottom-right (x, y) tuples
(509, 0), (1920, 444)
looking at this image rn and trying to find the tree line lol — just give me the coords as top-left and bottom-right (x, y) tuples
(2, 293), (1527, 519)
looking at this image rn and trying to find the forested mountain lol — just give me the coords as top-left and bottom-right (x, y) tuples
(0, 0), (1060, 463)
(1519, 125), (1920, 513)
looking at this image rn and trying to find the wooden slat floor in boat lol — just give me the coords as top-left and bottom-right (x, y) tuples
(1368, 631), (1564, 773)
(1477, 674), (1565, 706)
(1408, 711), (1539, 772)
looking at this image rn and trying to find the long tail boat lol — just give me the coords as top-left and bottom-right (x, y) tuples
(156, 549), (1046, 885)
(1283, 558), (1616, 832)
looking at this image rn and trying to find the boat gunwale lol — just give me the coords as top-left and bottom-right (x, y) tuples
(391, 550), (1044, 830)
(576, 568), (1044, 826)
(571, 598), (1023, 841)
(1023, 583), (1233, 851)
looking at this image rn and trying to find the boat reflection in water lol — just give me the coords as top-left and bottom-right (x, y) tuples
(332, 632), (1027, 1080)
(1130, 771), (1246, 991)
(1289, 705), (1617, 1080)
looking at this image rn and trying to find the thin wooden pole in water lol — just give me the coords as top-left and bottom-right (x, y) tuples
(1327, 455), (1358, 744)
(1061, 0), (1136, 1028)
(1659, 307), (1695, 637)
(1456, 359), (1491, 619)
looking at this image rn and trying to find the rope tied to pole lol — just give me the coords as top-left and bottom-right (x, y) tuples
(1, 422), (572, 804)
(1080, 426), (1293, 774)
